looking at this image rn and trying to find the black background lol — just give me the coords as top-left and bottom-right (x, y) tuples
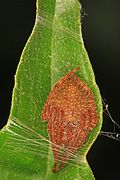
(0, 1), (120, 180)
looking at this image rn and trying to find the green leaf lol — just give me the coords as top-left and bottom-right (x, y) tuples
(0, 0), (103, 179)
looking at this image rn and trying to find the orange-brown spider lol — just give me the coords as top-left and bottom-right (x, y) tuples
(41, 67), (98, 173)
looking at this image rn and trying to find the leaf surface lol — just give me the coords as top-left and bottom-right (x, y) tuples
(0, 0), (103, 179)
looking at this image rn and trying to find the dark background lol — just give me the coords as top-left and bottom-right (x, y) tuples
(0, 0), (120, 180)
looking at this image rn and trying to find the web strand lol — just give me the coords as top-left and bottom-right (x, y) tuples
(100, 99), (120, 141)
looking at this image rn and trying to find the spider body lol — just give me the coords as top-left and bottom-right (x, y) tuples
(41, 67), (98, 173)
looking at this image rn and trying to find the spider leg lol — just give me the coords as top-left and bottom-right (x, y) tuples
(88, 107), (98, 129)
(71, 109), (97, 151)
(47, 107), (65, 173)
(42, 102), (58, 121)
(41, 103), (51, 121)
(53, 110), (66, 173)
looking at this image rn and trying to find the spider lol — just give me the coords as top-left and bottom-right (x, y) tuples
(41, 67), (98, 173)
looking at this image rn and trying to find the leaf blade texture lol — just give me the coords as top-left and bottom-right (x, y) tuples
(0, 0), (103, 179)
